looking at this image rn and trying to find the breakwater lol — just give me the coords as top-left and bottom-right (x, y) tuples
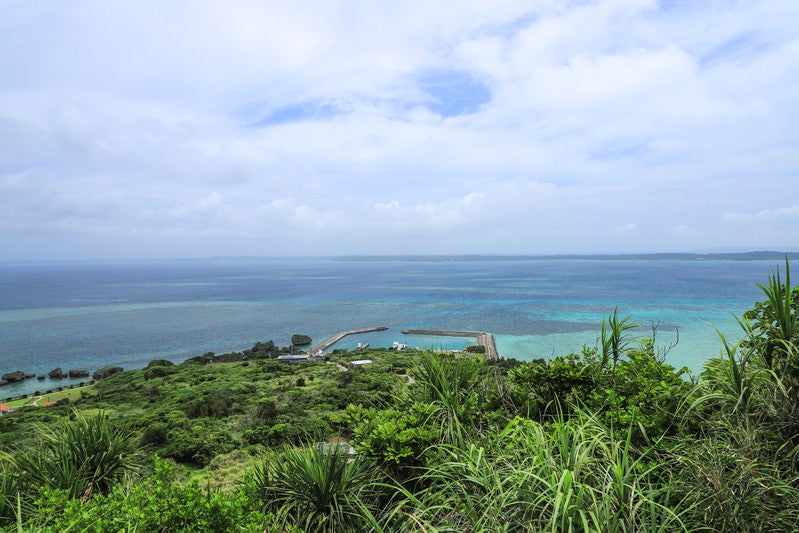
(401, 329), (499, 360)
(310, 326), (389, 355)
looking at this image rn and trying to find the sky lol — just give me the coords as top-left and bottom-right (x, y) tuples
(1, 0), (798, 260)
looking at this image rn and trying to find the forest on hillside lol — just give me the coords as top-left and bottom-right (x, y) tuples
(1, 262), (798, 532)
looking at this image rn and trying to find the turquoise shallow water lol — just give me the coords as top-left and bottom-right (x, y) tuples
(0, 257), (778, 398)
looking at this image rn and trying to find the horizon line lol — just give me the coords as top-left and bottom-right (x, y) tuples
(2, 250), (799, 264)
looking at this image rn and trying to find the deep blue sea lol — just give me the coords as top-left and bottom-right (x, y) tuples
(0, 257), (780, 399)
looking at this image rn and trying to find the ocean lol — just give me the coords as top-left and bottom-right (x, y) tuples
(0, 256), (780, 399)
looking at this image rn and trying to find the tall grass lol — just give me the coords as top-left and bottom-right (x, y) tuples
(696, 299), (799, 462)
(679, 260), (799, 531)
(666, 429), (799, 532)
(383, 413), (687, 532)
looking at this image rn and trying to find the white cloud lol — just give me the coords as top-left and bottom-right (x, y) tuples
(0, 0), (797, 259)
(723, 205), (799, 224)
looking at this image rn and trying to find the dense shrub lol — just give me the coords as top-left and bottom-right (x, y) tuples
(147, 359), (175, 368)
(144, 365), (175, 379)
(31, 457), (289, 532)
(140, 422), (169, 446)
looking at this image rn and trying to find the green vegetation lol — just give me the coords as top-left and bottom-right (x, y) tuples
(2, 263), (799, 531)
(93, 365), (124, 380)
(253, 443), (383, 532)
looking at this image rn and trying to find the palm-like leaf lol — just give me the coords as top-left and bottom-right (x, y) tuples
(411, 353), (482, 445)
(254, 443), (384, 532)
(8, 410), (141, 502)
(754, 258), (798, 370)
(600, 307), (639, 371)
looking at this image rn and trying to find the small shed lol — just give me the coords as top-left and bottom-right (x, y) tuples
(0, 403), (12, 416)
(348, 360), (374, 368)
(277, 354), (309, 364)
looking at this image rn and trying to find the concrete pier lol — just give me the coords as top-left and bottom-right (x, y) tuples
(310, 326), (389, 355)
(401, 329), (499, 360)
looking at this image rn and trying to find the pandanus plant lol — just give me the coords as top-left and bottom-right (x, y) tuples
(7, 410), (141, 504)
(253, 442), (384, 533)
(749, 258), (798, 373)
(410, 352), (483, 445)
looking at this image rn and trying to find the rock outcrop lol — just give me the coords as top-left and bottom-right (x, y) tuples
(1, 371), (27, 383)
(291, 334), (312, 346)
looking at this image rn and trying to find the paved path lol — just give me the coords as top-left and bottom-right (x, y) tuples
(326, 361), (350, 372)
(27, 395), (44, 406)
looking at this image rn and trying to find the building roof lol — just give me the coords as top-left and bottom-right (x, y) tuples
(277, 354), (309, 361)
(0, 403), (12, 412)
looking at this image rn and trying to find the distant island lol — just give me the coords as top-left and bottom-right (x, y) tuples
(335, 251), (799, 262)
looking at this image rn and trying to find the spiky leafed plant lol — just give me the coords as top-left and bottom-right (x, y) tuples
(8, 410), (142, 503)
(698, 323), (764, 422)
(695, 261), (799, 458)
(253, 442), (385, 533)
(410, 352), (483, 445)
(0, 460), (22, 527)
(600, 307), (639, 372)
(749, 258), (798, 372)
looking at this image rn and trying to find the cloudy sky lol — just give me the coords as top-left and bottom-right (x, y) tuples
(1, 0), (797, 259)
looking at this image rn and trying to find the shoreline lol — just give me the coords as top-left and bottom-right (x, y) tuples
(2, 323), (737, 400)
(1, 324), (500, 400)
(0, 257), (767, 400)
(0, 378), (96, 402)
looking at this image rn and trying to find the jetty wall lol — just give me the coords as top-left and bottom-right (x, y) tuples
(310, 326), (500, 360)
(310, 326), (389, 354)
(401, 329), (499, 360)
